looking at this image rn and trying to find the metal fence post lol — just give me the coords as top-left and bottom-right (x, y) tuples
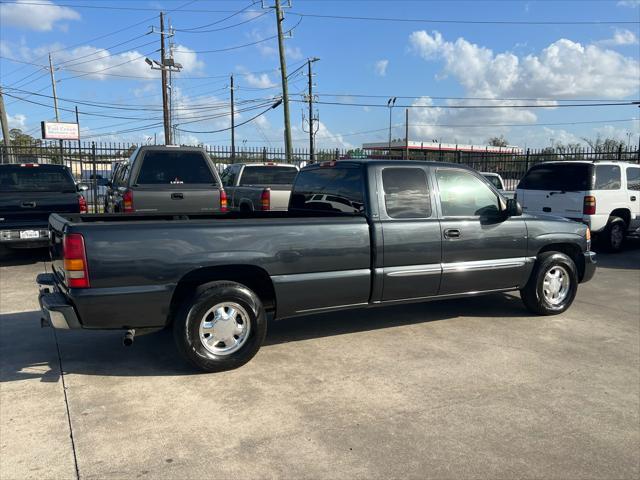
(91, 142), (98, 213)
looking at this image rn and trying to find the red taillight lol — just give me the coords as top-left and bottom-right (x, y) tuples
(78, 195), (88, 214)
(583, 195), (596, 215)
(123, 190), (134, 213)
(63, 233), (90, 288)
(220, 190), (228, 212)
(260, 188), (271, 211)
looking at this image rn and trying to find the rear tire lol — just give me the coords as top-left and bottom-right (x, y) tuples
(601, 216), (625, 253)
(173, 281), (267, 372)
(520, 252), (578, 315)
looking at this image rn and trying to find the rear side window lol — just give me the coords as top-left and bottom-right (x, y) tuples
(382, 168), (431, 219)
(518, 164), (591, 191)
(0, 166), (75, 192)
(594, 165), (621, 190)
(136, 151), (215, 185)
(239, 166), (298, 186)
(627, 167), (640, 191)
(290, 166), (364, 214)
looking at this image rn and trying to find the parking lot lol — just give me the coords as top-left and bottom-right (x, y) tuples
(1, 242), (638, 480)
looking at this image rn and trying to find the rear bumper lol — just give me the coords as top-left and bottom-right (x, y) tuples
(37, 273), (82, 329)
(1, 228), (50, 246)
(581, 251), (596, 283)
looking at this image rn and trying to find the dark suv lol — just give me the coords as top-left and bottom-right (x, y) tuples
(105, 146), (225, 214)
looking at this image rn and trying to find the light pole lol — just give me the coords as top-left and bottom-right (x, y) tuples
(387, 97), (397, 155)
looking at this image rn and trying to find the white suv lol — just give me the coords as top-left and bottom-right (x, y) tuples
(516, 161), (640, 252)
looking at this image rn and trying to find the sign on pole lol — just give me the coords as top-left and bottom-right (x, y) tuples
(41, 121), (80, 140)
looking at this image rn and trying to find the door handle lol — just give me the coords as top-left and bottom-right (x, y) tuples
(444, 228), (461, 239)
(171, 192), (184, 200)
(631, 196), (637, 202)
(21, 201), (36, 208)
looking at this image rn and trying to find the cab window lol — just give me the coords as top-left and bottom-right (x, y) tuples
(382, 167), (431, 219)
(436, 169), (500, 217)
(626, 167), (640, 191)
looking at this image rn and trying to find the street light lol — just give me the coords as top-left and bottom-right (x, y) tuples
(387, 97), (397, 154)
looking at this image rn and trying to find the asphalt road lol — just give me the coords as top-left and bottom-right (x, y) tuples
(1, 242), (639, 480)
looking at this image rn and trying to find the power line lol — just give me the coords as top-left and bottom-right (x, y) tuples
(176, 100), (282, 133)
(291, 99), (640, 109)
(288, 11), (639, 25)
(175, 11), (269, 33)
(314, 93), (637, 103)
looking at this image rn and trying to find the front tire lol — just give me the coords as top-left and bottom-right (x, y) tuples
(520, 252), (578, 315)
(173, 281), (267, 372)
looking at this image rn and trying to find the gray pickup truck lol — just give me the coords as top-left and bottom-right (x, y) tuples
(220, 163), (299, 211)
(105, 145), (225, 214)
(38, 159), (595, 372)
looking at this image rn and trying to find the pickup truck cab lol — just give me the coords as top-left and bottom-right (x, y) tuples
(0, 163), (87, 249)
(105, 145), (225, 214)
(516, 161), (640, 252)
(38, 160), (595, 372)
(220, 163), (299, 211)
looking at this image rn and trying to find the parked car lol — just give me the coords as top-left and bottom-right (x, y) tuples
(81, 171), (110, 210)
(220, 163), (299, 211)
(38, 159), (595, 372)
(516, 161), (640, 252)
(0, 163), (87, 249)
(481, 172), (515, 199)
(105, 145), (225, 213)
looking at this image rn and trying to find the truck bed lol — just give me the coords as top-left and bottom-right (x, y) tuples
(48, 211), (373, 327)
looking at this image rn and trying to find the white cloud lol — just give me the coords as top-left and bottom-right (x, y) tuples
(617, 0), (640, 7)
(0, 0), (80, 31)
(7, 113), (27, 129)
(286, 46), (303, 61)
(244, 72), (277, 89)
(374, 59), (389, 76)
(3, 41), (204, 81)
(409, 30), (639, 98)
(598, 29), (639, 46)
(405, 30), (640, 146)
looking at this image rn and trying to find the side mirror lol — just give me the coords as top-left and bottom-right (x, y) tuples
(506, 198), (523, 217)
(77, 183), (89, 192)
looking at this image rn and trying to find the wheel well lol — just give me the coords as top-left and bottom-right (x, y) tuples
(610, 208), (630, 226)
(169, 265), (276, 323)
(538, 243), (585, 280)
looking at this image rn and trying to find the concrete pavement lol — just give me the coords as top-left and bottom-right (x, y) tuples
(1, 243), (639, 479)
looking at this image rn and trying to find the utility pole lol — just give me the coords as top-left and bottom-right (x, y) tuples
(405, 108), (410, 160)
(159, 12), (171, 144)
(230, 74), (235, 163)
(273, 0), (292, 162)
(0, 87), (12, 163)
(301, 57), (319, 162)
(49, 53), (64, 163)
(48, 54), (60, 122)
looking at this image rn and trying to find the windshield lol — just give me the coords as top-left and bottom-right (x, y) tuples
(136, 151), (215, 185)
(0, 165), (76, 192)
(518, 163), (592, 191)
(239, 166), (298, 186)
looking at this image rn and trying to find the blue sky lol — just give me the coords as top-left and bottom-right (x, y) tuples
(1, 0), (639, 149)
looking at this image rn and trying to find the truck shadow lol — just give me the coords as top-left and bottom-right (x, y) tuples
(0, 293), (529, 380)
(592, 236), (640, 270)
(0, 247), (49, 267)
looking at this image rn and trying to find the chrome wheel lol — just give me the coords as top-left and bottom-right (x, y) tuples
(198, 302), (251, 356)
(610, 223), (624, 250)
(542, 266), (570, 305)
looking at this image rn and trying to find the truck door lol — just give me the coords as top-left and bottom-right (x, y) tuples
(377, 166), (442, 301)
(435, 167), (529, 295)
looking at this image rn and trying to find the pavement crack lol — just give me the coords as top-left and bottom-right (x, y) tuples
(52, 328), (81, 480)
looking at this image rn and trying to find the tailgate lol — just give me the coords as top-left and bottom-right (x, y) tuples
(132, 186), (222, 213)
(47, 214), (69, 282)
(518, 189), (585, 219)
(268, 187), (293, 211)
(0, 192), (79, 227)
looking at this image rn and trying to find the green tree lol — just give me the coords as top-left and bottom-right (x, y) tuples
(487, 135), (509, 147)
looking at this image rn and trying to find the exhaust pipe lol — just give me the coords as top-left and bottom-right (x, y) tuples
(123, 329), (135, 347)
